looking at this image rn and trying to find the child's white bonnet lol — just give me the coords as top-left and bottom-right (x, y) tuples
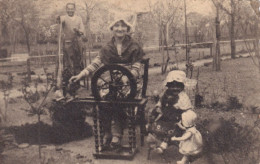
(182, 110), (197, 127)
(164, 70), (186, 86)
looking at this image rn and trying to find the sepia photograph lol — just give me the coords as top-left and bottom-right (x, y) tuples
(0, 0), (260, 163)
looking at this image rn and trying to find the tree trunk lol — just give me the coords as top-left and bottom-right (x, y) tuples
(213, 7), (221, 71)
(162, 25), (170, 74)
(86, 15), (91, 36)
(254, 18), (260, 73)
(159, 25), (165, 74)
(24, 28), (31, 82)
(230, 13), (236, 59)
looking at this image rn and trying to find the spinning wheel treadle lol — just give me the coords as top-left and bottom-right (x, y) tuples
(91, 65), (137, 100)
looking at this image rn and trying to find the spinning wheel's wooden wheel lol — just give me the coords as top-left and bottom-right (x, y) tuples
(91, 65), (137, 100)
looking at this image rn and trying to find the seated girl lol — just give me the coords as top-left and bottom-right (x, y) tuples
(147, 70), (193, 153)
(70, 16), (145, 149)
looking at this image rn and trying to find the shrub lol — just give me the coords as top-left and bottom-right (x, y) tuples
(226, 96), (242, 110)
(197, 117), (260, 163)
(48, 101), (87, 126)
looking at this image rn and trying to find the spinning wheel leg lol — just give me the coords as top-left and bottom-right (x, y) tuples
(93, 105), (99, 153)
(98, 107), (104, 150)
(131, 108), (136, 149)
(127, 107), (136, 153)
(140, 106), (146, 146)
(127, 107), (133, 153)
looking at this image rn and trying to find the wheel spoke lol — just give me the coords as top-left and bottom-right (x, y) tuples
(117, 73), (124, 81)
(114, 84), (131, 87)
(117, 90), (126, 98)
(98, 76), (109, 84)
(109, 70), (114, 82)
(98, 87), (109, 90)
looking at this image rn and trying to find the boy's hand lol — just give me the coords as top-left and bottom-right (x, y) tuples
(73, 28), (83, 36)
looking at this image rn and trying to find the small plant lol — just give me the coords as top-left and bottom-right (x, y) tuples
(21, 71), (55, 159)
(226, 96), (242, 110)
(0, 76), (13, 122)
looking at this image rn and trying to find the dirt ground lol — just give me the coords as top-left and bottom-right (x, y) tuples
(0, 56), (260, 164)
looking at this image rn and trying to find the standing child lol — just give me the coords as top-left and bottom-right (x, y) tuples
(147, 70), (193, 153)
(171, 110), (203, 164)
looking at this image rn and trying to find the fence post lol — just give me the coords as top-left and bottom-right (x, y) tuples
(27, 58), (31, 82)
(210, 43), (213, 57)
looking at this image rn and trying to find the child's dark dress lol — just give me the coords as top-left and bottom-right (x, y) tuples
(147, 91), (193, 145)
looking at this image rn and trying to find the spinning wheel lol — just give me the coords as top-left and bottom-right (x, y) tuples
(70, 59), (150, 160)
(91, 65), (137, 100)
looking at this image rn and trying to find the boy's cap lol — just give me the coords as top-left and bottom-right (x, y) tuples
(164, 70), (186, 86)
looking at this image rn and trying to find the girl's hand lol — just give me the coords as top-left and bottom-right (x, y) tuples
(176, 121), (186, 130)
(69, 75), (81, 84)
(69, 71), (88, 84)
(171, 136), (177, 141)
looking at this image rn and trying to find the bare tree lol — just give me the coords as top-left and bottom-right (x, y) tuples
(16, 0), (38, 81)
(247, 0), (260, 72)
(147, 0), (183, 74)
(0, 0), (39, 81)
(82, 0), (98, 37)
(0, 0), (17, 50)
(0, 0), (10, 46)
(212, 0), (245, 59)
(210, 0), (221, 71)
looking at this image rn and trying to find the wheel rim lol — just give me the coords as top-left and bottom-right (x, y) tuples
(91, 65), (137, 100)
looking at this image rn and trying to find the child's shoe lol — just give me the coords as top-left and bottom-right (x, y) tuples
(177, 161), (190, 164)
(65, 94), (77, 103)
(156, 142), (168, 154)
(102, 135), (112, 151)
(177, 156), (190, 164)
(156, 147), (164, 154)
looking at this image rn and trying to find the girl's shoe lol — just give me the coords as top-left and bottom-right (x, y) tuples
(102, 136), (112, 151)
